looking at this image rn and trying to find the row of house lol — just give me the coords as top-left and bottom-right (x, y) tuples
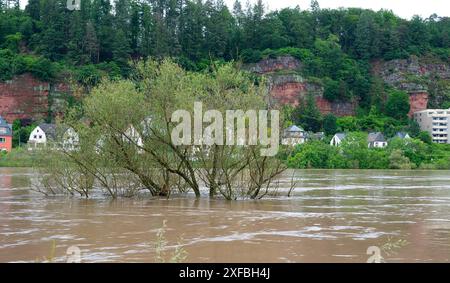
(26, 123), (315, 151)
(281, 125), (410, 149)
(1, 120), (409, 153)
(330, 132), (411, 148)
(281, 125), (324, 146)
(27, 123), (79, 151)
(2, 107), (447, 153)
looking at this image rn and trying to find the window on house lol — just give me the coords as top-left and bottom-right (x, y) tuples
(39, 135), (42, 139)
(33, 135), (37, 139)
(0, 137), (5, 143)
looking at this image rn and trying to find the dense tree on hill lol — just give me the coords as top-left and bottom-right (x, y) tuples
(1, 0), (448, 66)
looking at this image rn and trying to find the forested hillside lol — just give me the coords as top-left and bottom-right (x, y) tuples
(1, 0), (449, 115)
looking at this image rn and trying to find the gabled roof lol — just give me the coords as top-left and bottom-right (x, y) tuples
(395, 132), (410, 139)
(285, 125), (304, 132)
(334, 133), (347, 140)
(283, 125), (305, 139)
(368, 132), (386, 143)
(38, 123), (57, 140)
(0, 116), (12, 136)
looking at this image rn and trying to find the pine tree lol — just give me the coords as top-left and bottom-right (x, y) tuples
(84, 21), (100, 63)
(67, 10), (87, 64)
(355, 12), (375, 59)
(112, 28), (131, 65)
(25, 0), (41, 21)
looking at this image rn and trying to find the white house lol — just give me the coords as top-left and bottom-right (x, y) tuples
(124, 125), (144, 148)
(95, 136), (105, 154)
(140, 116), (153, 137)
(61, 127), (80, 151)
(330, 133), (347, 146)
(395, 132), (411, 140)
(368, 132), (388, 148)
(282, 125), (306, 146)
(28, 123), (56, 149)
(28, 124), (80, 151)
(331, 132), (388, 148)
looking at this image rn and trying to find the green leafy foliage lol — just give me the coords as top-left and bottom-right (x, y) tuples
(287, 134), (449, 170)
(385, 89), (410, 120)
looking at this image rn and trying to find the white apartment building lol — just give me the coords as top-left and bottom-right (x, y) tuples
(414, 109), (450, 144)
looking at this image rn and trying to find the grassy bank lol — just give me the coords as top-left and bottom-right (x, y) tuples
(2, 142), (449, 170)
(0, 148), (43, 167)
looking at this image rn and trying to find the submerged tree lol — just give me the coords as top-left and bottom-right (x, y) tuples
(38, 60), (286, 200)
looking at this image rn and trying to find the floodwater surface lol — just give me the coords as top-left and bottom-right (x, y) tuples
(1, 168), (450, 262)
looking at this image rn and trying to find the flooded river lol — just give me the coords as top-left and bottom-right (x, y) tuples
(1, 168), (450, 262)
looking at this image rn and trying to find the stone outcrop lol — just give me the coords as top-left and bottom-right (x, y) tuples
(267, 74), (357, 116)
(376, 56), (450, 85)
(408, 92), (429, 117)
(249, 55), (449, 118)
(0, 73), (70, 123)
(0, 74), (49, 123)
(245, 56), (302, 74)
(315, 96), (358, 117)
(373, 56), (450, 115)
(249, 57), (357, 116)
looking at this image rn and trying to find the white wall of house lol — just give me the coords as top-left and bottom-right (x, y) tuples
(330, 135), (342, 146)
(124, 125), (143, 148)
(28, 126), (47, 145)
(62, 128), (79, 151)
(371, 141), (388, 148)
(282, 137), (305, 146)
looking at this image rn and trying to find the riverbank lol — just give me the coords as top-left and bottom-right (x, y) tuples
(286, 138), (450, 170)
(0, 148), (42, 167)
(1, 145), (450, 170)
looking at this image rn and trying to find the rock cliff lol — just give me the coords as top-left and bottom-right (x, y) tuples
(246, 56), (357, 117)
(373, 56), (450, 115)
(248, 55), (449, 117)
(1, 56), (448, 124)
(0, 73), (70, 123)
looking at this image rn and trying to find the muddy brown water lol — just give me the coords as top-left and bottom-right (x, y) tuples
(1, 168), (450, 262)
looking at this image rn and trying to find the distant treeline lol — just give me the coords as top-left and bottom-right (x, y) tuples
(1, 0), (449, 69)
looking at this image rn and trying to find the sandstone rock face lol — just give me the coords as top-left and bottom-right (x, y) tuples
(315, 96), (358, 117)
(0, 73), (71, 123)
(0, 73), (49, 123)
(268, 74), (307, 106)
(377, 57), (450, 85)
(267, 74), (356, 116)
(374, 56), (450, 115)
(245, 56), (302, 74)
(409, 92), (429, 117)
